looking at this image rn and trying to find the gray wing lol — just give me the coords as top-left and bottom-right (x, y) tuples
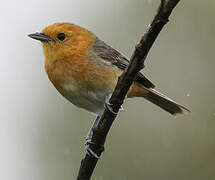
(91, 37), (155, 88)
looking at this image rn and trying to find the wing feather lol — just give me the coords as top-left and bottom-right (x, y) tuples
(91, 37), (155, 88)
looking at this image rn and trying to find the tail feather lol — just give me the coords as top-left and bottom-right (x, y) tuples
(145, 88), (190, 115)
(127, 84), (190, 115)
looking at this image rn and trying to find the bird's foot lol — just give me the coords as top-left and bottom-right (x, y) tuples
(105, 93), (123, 114)
(85, 138), (104, 159)
(85, 116), (104, 159)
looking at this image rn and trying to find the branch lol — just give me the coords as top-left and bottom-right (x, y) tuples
(77, 0), (180, 179)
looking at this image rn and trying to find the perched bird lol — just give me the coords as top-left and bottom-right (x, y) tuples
(29, 23), (189, 158)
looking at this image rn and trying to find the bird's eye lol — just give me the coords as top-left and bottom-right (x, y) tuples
(57, 33), (66, 41)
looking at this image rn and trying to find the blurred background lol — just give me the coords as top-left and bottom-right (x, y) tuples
(0, 0), (214, 179)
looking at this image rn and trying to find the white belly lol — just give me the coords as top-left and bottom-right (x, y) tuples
(62, 84), (112, 115)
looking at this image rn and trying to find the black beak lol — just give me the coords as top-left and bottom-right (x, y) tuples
(28, 32), (53, 42)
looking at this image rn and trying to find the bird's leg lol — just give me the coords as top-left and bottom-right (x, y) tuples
(85, 93), (123, 158)
(85, 115), (100, 143)
(85, 115), (104, 159)
(105, 93), (124, 114)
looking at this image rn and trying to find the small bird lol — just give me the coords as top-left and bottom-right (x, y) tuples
(29, 23), (189, 158)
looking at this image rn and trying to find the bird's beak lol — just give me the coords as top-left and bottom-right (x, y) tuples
(28, 32), (53, 43)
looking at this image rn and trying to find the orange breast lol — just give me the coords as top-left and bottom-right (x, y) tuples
(45, 52), (122, 97)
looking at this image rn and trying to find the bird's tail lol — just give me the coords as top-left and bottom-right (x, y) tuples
(127, 84), (190, 115)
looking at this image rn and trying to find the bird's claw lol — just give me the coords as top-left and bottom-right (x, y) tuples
(85, 139), (104, 159)
(105, 93), (123, 114)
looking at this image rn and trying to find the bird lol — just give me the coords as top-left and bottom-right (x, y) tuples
(28, 23), (190, 158)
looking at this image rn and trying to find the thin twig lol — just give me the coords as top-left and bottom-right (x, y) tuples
(77, 0), (181, 179)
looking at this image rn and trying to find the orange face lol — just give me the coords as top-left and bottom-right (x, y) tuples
(41, 23), (95, 63)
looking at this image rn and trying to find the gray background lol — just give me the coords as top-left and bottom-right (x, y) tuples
(0, 0), (214, 180)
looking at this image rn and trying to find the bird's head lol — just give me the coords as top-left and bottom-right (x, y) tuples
(28, 23), (95, 60)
